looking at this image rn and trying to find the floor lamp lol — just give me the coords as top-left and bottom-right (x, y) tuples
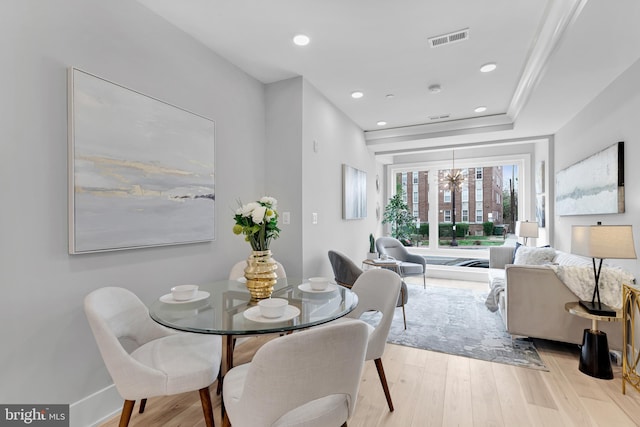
(516, 220), (538, 246)
(571, 223), (637, 316)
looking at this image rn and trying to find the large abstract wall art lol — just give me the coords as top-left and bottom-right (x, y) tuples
(68, 68), (215, 253)
(555, 142), (624, 216)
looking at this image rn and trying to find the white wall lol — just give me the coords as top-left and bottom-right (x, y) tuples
(265, 77), (381, 279)
(1, 0), (266, 423)
(554, 57), (640, 277)
(301, 79), (380, 277)
(265, 78), (304, 278)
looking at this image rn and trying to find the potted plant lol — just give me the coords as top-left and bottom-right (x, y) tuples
(382, 186), (417, 241)
(367, 233), (378, 259)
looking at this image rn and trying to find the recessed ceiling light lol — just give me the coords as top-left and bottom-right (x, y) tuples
(428, 84), (442, 93)
(293, 34), (310, 46)
(475, 106), (487, 113)
(385, 94), (395, 99)
(480, 63), (497, 73)
(377, 121), (387, 126)
(351, 91), (364, 99)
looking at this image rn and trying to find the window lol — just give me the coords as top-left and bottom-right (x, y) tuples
(462, 209), (469, 222)
(413, 171), (418, 185)
(402, 173), (407, 186)
(462, 187), (469, 202)
(476, 200), (483, 222)
(476, 186), (483, 201)
(444, 210), (451, 222)
(476, 168), (483, 180)
(413, 190), (418, 203)
(496, 192), (501, 204)
(444, 190), (451, 203)
(413, 206), (419, 218)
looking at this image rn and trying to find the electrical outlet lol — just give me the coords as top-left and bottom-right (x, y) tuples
(282, 212), (290, 225)
(312, 212), (318, 224)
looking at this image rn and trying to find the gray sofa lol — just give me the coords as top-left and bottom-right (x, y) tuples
(488, 246), (624, 350)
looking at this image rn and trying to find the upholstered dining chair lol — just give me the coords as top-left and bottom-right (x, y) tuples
(223, 319), (369, 427)
(328, 250), (408, 329)
(334, 268), (401, 412)
(376, 236), (427, 288)
(228, 259), (287, 280)
(84, 287), (222, 427)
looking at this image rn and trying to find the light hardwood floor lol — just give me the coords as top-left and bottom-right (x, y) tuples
(100, 278), (640, 427)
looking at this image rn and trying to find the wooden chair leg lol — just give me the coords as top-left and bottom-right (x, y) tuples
(216, 368), (223, 395)
(119, 400), (135, 427)
(138, 398), (147, 414)
(374, 358), (394, 412)
(199, 387), (215, 427)
(401, 302), (407, 330)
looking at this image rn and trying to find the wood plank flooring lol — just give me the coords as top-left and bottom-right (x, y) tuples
(99, 278), (640, 427)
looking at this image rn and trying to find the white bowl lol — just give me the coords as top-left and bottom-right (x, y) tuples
(308, 277), (330, 291)
(258, 298), (288, 318)
(171, 284), (199, 301)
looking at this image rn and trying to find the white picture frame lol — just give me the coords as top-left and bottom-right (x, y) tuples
(68, 68), (215, 253)
(555, 142), (624, 216)
(342, 164), (367, 220)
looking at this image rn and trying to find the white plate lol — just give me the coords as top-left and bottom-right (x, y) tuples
(159, 291), (210, 304)
(243, 305), (300, 323)
(298, 283), (338, 293)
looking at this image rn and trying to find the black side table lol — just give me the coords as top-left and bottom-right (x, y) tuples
(565, 301), (622, 379)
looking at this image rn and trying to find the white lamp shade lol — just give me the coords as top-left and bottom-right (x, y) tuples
(516, 221), (539, 238)
(571, 224), (637, 259)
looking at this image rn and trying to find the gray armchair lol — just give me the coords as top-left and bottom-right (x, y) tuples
(328, 250), (408, 329)
(375, 237), (426, 289)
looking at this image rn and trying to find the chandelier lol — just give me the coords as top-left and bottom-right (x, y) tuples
(441, 151), (466, 191)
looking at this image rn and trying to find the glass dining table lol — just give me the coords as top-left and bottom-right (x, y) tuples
(149, 277), (358, 424)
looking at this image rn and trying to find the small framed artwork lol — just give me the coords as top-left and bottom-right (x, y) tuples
(342, 164), (367, 220)
(68, 68), (216, 253)
(535, 161), (544, 195)
(536, 195), (545, 227)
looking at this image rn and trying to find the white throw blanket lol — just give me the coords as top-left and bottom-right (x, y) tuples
(485, 284), (503, 312)
(548, 264), (635, 309)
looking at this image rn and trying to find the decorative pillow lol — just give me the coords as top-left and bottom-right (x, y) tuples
(512, 242), (551, 263)
(513, 246), (556, 265)
(512, 242), (523, 263)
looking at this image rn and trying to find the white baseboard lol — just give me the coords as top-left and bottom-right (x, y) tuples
(70, 384), (122, 427)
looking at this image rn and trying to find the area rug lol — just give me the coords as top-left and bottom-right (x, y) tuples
(362, 285), (548, 370)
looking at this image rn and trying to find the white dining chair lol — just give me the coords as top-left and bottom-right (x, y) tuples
(228, 259), (287, 280)
(84, 287), (222, 427)
(223, 319), (369, 427)
(335, 268), (401, 412)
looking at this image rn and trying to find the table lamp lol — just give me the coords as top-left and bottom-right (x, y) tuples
(516, 220), (539, 246)
(571, 222), (637, 316)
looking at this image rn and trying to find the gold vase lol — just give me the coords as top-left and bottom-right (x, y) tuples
(244, 250), (277, 299)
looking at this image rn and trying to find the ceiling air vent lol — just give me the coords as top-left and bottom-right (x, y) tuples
(429, 114), (451, 121)
(428, 28), (469, 48)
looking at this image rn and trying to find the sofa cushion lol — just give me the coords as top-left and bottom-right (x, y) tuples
(513, 246), (556, 266)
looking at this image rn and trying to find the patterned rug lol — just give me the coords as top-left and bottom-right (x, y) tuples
(362, 284), (547, 370)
